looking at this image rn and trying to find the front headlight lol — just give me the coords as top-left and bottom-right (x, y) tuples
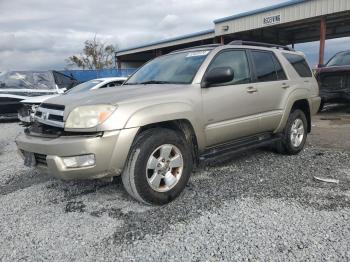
(65, 105), (116, 129)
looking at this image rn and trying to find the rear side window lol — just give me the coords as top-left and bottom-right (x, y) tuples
(283, 53), (312, 77)
(251, 51), (287, 82)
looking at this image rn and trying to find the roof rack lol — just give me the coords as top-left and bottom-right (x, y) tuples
(170, 44), (221, 53)
(228, 40), (294, 51)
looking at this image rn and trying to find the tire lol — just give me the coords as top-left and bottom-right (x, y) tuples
(121, 128), (193, 205)
(275, 109), (308, 155)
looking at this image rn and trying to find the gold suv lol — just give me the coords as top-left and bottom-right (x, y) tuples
(16, 41), (321, 205)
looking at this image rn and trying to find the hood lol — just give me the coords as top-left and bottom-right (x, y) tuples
(43, 84), (191, 109)
(20, 94), (60, 104)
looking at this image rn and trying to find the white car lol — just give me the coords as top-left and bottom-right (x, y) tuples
(18, 77), (127, 124)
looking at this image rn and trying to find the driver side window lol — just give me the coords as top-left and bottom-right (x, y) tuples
(207, 50), (251, 86)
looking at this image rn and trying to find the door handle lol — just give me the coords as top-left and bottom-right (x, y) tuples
(282, 82), (290, 88)
(246, 86), (258, 93)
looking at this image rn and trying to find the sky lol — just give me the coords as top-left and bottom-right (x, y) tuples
(0, 0), (349, 71)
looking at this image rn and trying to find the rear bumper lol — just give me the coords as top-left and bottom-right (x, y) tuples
(320, 91), (350, 103)
(16, 127), (139, 180)
(308, 96), (321, 115)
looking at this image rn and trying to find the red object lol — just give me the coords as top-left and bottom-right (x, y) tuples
(319, 16), (327, 66)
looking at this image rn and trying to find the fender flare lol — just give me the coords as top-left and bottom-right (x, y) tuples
(275, 89), (311, 133)
(124, 102), (206, 150)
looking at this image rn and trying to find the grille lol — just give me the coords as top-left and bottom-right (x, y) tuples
(34, 153), (47, 166)
(25, 122), (102, 138)
(35, 104), (65, 128)
(26, 122), (64, 138)
(48, 114), (64, 122)
(320, 74), (347, 90)
(40, 103), (65, 111)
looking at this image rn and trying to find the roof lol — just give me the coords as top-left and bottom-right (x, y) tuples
(170, 44), (221, 54)
(214, 0), (308, 24)
(116, 0), (350, 57)
(117, 29), (214, 54)
(116, 0), (309, 56)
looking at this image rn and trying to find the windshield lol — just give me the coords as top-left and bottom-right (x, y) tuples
(125, 50), (211, 85)
(0, 71), (56, 90)
(327, 51), (350, 66)
(66, 80), (103, 94)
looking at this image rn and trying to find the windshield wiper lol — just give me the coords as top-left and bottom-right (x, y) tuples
(124, 80), (181, 85)
(138, 80), (173, 85)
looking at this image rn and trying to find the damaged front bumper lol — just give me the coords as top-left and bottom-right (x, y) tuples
(16, 127), (139, 180)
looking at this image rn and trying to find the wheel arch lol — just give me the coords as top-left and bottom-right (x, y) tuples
(276, 96), (312, 133)
(135, 119), (201, 167)
(291, 99), (311, 133)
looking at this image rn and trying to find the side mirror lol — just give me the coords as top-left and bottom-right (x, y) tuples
(201, 67), (234, 88)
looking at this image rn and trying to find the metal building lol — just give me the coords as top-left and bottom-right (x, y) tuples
(115, 0), (350, 68)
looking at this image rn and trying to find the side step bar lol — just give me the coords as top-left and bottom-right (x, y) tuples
(199, 133), (281, 162)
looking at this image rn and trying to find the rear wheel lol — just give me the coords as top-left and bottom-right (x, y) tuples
(122, 128), (193, 205)
(276, 109), (307, 155)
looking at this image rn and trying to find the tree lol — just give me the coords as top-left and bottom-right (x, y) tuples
(67, 36), (117, 69)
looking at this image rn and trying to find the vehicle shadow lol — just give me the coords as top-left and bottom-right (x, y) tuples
(0, 118), (19, 124)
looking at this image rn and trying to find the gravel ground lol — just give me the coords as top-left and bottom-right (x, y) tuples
(0, 117), (350, 261)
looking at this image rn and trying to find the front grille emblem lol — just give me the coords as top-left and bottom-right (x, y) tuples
(42, 112), (48, 120)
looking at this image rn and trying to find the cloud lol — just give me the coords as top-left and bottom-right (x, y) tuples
(0, 0), (348, 71)
(159, 14), (180, 30)
(0, 0), (284, 70)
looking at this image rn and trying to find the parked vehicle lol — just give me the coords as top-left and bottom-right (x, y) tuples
(316, 50), (350, 110)
(0, 71), (78, 119)
(18, 77), (127, 125)
(16, 41), (320, 205)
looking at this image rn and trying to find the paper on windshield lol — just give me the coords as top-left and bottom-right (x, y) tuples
(186, 51), (210, 57)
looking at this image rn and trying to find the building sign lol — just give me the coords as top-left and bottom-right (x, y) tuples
(263, 14), (281, 25)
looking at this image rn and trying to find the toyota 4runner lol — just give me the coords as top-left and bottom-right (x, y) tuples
(16, 41), (321, 205)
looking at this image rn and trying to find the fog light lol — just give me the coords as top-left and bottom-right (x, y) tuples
(62, 154), (96, 168)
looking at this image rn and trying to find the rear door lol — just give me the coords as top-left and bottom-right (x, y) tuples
(248, 50), (290, 132)
(201, 49), (261, 146)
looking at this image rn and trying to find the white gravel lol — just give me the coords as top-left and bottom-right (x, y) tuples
(0, 122), (349, 261)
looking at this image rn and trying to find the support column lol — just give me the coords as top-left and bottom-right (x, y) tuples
(116, 58), (122, 69)
(220, 36), (225, 45)
(319, 16), (326, 66)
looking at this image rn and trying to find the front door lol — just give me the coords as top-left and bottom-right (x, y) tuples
(201, 49), (261, 147)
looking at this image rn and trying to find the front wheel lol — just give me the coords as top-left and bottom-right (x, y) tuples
(276, 109), (308, 155)
(121, 128), (193, 205)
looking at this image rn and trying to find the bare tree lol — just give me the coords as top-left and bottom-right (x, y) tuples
(67, 36), (117, 69)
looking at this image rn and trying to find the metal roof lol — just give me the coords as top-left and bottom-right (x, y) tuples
(117, 29), (214, 54)
(116, 0), (350, 60)
(214, 0), (308, 24)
